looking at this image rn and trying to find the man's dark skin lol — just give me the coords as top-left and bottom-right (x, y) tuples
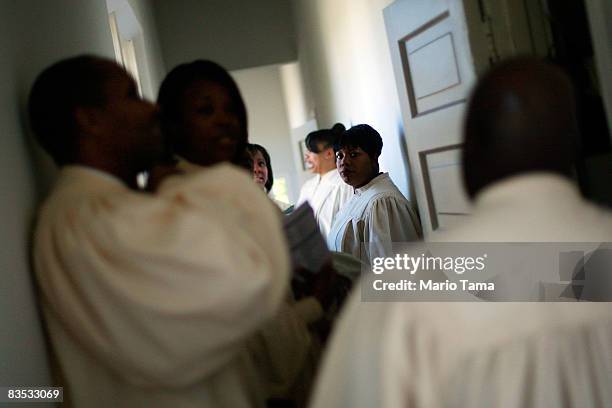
(463, 58), (579, 198)
(69, 61), (164, 189)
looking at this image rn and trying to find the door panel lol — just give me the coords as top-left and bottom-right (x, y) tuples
(399, 11), (471, 116)
(384, 0), (478, 237)
(419, 145), (470, 230)
(386, 0), (610, 236)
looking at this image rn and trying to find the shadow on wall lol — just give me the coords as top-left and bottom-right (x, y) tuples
(18, 99), (59, 201)
(0, 0), (117, 394)
(396, 122), (415, 203)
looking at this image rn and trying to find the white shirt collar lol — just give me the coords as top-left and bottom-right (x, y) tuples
(320, 169), (339, 182)
(59, 165), (126, 189)
(57, 164), (129, 191)
(175, 156), (205, 175)
(354, 173), (388, 195)
(474, 172), (581, 210)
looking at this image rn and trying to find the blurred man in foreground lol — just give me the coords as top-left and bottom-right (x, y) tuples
(29, 55), (290, 407)
(309, 58), (612, 408)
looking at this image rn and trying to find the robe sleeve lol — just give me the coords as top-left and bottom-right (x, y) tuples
(309, 289), (388, 408)
(364, 196), (422, 261)
(334, 183), (354, 213)
(35, 165), (290, 387)
(296, 178), (314, 206)
(245, 299), (316, 399)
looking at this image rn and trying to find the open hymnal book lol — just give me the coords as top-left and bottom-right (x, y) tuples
(282, 202), (331, 276)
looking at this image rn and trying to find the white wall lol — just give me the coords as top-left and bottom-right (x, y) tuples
(231, 65), (300, 203)
(106, 0), (166, 100)
(126, 0), (166, 100)
(280, 61), (313, 130)
(0, 1), (51, 391)
(279, 62), (319, 187)
(152, 0), (297, 72)
(292, 0), (413, 198)
(0, 0), (118, 395)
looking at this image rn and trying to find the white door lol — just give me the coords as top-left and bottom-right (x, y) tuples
(385, 0), (611, 236)
(384, 0), (482, 238)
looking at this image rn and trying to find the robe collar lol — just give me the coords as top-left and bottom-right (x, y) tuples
(354, 172), (388, 196)
(474, 172), (581, 211)
(58, 165), (127, 192)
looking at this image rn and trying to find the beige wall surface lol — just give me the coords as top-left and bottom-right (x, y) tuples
(0, 1), (51, 393)
(292, 0), (413, 199)
(126, 0), (167, 100)
(0, 0), (117, 395)
(0, 0), (293, 393)
(13, 0), (116, 195)
(152, 0), (297, 72)
(232, 65), (300, 203)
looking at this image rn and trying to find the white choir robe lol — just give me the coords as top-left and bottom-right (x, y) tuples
(310, 292), (612, 408)
(297, 169), (353, 238)
(431, 173), (612, 242)
(310, 173), (612, 408)
(178, 157), (292, 213)
(34, 164), (310, 408)
(327, 173), (421, 265)
(178, 157), (322, 402)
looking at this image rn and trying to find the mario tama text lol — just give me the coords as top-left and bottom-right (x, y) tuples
(372, 278), (494, 292)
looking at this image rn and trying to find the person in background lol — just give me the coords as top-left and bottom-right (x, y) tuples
(28, 55), (290, 408)
(309, 58), (612, 408)
(157, 59), (250, 172)
(297, 123), (353, 238)
(327, 124), (421, 265)
(246, 143), (292, 212)
(438, 58), (612, 242)
(158, 60), (335, 406)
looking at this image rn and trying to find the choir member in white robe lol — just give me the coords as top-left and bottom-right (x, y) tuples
(158, 60), (329, 405)
(173, 156), (321, 403)
(29, 56), (295, 408)
(246, 143), (292, 212)
(297, 124), (354, 237)
(310, 293), (612, 408)
(309, 59), (612, 408)
(326, 124), (421, 265)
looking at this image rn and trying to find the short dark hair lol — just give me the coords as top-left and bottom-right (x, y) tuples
(28, 55), (118, 165)
(463, 57), (578, 198)
(334, 124), (383, 159)
(157, 60), (248, 156)
(305, 123), (345, 153)
(246, 143), (274, 192)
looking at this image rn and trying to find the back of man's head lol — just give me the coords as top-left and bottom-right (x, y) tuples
(463, 57), (579, 198)
(28, 55), (117, 165)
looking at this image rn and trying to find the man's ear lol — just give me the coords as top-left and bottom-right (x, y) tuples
(74, 106), (103, 135)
